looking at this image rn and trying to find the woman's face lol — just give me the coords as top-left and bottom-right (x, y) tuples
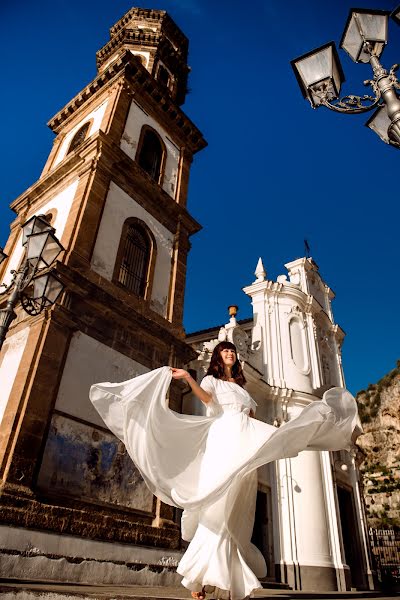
(220, 347), (236, 366)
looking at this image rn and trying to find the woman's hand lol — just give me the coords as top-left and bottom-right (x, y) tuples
(171, 368), (191, 381)
(170, 368), (212, 405)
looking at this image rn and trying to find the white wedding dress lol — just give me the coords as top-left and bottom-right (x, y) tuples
(89, 367), (359, 600)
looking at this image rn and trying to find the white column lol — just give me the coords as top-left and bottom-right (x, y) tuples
(320, 451), (348, 591)
(275, 457), (301, 586)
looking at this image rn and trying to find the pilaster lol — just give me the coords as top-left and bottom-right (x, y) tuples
(0, 311), (72, 489)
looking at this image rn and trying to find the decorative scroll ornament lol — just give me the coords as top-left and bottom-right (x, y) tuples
(388, 64), (400, 90)
(290, 304), (302, 315)
(232, 327), (250, 361)
(20, 293), (42, 316)
(310, 79), (381, 114)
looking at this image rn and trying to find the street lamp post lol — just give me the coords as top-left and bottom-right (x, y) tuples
(0, 215), (65, 351)
(291, 6), (400, 148)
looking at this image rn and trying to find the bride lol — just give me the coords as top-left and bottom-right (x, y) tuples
(89, 341), (359, 600)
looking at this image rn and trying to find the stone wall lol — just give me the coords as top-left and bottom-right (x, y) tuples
(356, 363), (400, 528)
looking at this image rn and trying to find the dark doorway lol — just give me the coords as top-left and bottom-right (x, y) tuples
(251, 488), (274, 579)
(337, 486), (365, 589)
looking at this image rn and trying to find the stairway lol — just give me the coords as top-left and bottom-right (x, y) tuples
(0, 581), (393, 600)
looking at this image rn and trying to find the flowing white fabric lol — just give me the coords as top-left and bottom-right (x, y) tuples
(89, 367), (359, 600)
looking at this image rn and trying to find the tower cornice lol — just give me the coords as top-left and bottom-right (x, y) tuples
(96, 30), (190, 74)
(109, 8), (188, 48)
(9, 132), (201, 237)
(54, 262), (196, 360)
(47, 52), (206, 154)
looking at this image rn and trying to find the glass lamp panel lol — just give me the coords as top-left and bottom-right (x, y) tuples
(296, 45), (334, 89)
(357, 12), (388, 43)
(366, 105), (391, 143)
(41, 233), (64, 267)
(341, 13), (363, 62)
(331, 55), (343, 96)
(26, 231), (49, 262)
(32, 273), (48, 301)
(45, 274), (64, 304)
(22, 217), (35, 246)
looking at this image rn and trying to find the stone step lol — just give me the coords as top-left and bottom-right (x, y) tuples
(259, 578), (291, 590)
(0, 581), (395, 600)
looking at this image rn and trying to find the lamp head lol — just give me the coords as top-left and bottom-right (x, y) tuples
(340, 8), (390, 63)
(291, 42), (345, 108)
(366, 104), (400, 148)
(22, 214), (53, 246)
(32, 272), (64, 308)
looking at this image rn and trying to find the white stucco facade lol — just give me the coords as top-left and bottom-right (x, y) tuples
(54, 331), (148, 428)
(91, 181), (174, 317)
(2, 179), (79, 287)
(120, 100), (180, 198)
(185, 256), (372, 591)
(52, 100), (109, 169)
(37, 331), (154, 513)
(0, 327), (30, 426)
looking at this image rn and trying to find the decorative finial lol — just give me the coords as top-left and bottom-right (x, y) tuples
(254, 257), (266, 282)
(304, 239), (311, 259)
(228, 305), (238, 318)
(226, 305), (238, 327)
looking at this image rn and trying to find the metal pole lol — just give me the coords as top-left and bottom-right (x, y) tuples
(0, 264), (29, 352)
(369, 53), (400, 144)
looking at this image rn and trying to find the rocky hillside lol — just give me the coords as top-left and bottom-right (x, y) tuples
(356, 361), (400, 529)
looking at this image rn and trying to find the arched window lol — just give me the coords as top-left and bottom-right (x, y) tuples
(114, 220), (155, 298)
(136, 127), (165, 183)
(133, 53), (147, 66)
(67, 122), (91, 155)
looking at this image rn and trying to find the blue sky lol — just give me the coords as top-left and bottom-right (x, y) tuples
(1, 0), (399, 394)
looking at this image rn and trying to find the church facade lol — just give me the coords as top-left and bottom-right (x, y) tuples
(185, 257), (374, 591)
(0, 7), (373, 592)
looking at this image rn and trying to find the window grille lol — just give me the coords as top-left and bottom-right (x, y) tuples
(118, 224), (150, 297)
(67, 122), (90, 154)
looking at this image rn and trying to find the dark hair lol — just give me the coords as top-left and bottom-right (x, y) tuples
(206, 341), (246, 387)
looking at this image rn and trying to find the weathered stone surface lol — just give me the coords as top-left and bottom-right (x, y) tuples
(0, 486), (180, 548)
(356, 362), (400, 528)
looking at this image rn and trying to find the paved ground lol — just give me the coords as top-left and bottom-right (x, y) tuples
(0, 582), (399, 600)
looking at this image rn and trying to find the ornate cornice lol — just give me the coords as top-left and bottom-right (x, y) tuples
(9, 132), (201, 238)
(96, 31), (189, 74)
(47, 52), (206, 154)
(55, 261), (196, 363)
(96, 29), (159, 68)
(9, 153), (84, 215)
(108, 8), (188, 50)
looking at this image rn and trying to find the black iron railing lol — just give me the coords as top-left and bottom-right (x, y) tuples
(369, 528), (400, 587)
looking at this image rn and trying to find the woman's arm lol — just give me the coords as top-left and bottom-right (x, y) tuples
(171, 368), (212, 405)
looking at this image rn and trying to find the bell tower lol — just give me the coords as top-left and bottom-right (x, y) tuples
(96, 7), (190, 106)
(0, 7), (206, 582)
